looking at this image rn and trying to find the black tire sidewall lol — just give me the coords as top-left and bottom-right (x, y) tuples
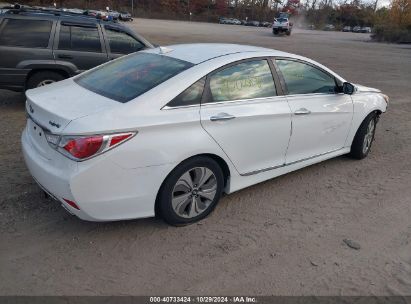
(158, 157), (224, 226)
(26, 71), (65, 90)
(350, 113), (377, 159)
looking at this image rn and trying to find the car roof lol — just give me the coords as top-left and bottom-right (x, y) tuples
(144, 43), (292, 64)
(0, 8), (154, 48)
(0, 9), (119, 25)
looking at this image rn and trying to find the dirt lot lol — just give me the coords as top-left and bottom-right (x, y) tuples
(1, 19), (411, 296)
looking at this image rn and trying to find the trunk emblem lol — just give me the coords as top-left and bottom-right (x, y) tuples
(49, 121), (61, 129)
(29, 104), (34, 114)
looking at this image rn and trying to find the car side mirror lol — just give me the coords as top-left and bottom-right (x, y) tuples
(343, 82), (355, 95)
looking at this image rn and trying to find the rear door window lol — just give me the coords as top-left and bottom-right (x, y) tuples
(104, 27), (145, 54)
(58, 24), (102, 53)
(208, 60), (277, 103)
(0, 19), (52, 48)
(166, 78), (205, 108)
(75, 52), (193, 103)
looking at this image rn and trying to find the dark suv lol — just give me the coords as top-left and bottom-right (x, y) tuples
(0, 8), (154, 91)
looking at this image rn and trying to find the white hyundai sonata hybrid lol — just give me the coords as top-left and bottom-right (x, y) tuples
(22, 44), (388, 225)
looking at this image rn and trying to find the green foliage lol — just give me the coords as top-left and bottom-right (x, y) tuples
(372, 0), (411, 42)
(372, 24), (411, 42)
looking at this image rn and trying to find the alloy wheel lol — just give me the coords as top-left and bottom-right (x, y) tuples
(171, 167), (217, 219)
(362, 118), (375, 154)
(37, 80), (56, 87)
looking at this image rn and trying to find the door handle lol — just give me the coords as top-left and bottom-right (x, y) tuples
(210, 113), (236, 122)
(294, 108), (311, 115)
(57, 54), (73, 59)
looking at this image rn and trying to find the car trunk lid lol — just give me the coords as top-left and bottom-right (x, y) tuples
(25, 78), (118, 134)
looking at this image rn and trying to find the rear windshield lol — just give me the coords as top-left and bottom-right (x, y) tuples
(277, 18), (288, 22)
(75, 52), (193, 103)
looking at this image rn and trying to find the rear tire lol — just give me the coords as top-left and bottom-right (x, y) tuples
(26, 71), (66, 90)
(349, 112), (378, 159)
(286, 31), (291, 36)
(157, 156), (224, 226)
(273, 29), (279, 35)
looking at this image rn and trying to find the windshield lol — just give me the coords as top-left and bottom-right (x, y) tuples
(75, 52), (193, 103)
(277, 18), (288, 22)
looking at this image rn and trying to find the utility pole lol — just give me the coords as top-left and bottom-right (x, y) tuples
(131, 0), (134, 16)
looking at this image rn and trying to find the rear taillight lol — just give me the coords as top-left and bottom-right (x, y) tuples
(63, 136), (104, 159)
(109, 134), (133, 147)
(45, 131), (136, 161)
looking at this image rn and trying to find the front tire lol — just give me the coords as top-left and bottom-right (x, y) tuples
(157, 156), (224, 226)
(349, 113), (378, 159)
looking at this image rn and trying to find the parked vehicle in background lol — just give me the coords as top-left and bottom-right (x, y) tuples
(219, 17), (229, 24)
(342, 26), (351, 32)
(245, 20), (259, 26)
(0, 6), (154, 91)
(324, 24), (335, 31)
(260, 21), (272, 27)
(66, 8), (84, 14)
(308, 24), (315, 30)
(21, 43), (388, 225)
(107, 10), (120, 21)
(83, 9), (99, 17)
(352, 26), (362, 33)
(119, 11), (133, 21)
(272, 17), (292, 35)
(360, 26), (372, 33)
(220, 18), (242, 25)
(228, 18), (236, 24)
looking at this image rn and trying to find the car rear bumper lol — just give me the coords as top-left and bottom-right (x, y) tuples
(22, 126), (175, 222)
(22, 126), (78, 212)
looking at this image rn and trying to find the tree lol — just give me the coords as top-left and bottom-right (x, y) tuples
(390, 0), (411, 27)
(215, 0), (228, 16)
(283, 0), (301, 14)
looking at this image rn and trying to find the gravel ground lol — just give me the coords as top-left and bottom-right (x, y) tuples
(0, 19), (411, 296)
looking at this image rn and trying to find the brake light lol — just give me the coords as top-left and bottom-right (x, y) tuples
(56, 132), (136, 161)
(63, 136), (104, 159)
(109, 134), (133, 147)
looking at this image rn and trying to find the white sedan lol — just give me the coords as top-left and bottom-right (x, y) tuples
(22, 44), (388, 225)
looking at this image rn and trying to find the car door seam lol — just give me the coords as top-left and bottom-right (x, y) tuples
(199, 109), (242, 175)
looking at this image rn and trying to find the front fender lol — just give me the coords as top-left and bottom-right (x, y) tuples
(344, 92), (387, 147)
